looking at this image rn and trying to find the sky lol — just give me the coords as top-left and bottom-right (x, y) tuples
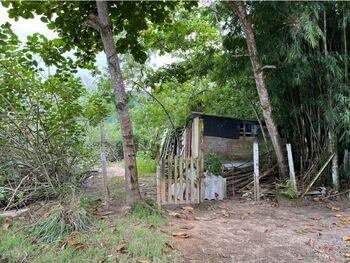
(0, 5), (176, 88)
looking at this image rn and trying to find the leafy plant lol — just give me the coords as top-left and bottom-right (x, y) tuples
(205, 153), (222, 175)
(276, 181), (298, 199)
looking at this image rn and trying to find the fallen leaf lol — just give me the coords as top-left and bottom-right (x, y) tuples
(335, 214), (343, 218)
(116, 241), (128, 253)
(168, 211), (181, 218)
(329, 206), (340, 211)
(138, 260), (148, 263)
(182, 206), (194, 212)
(61, 239), (84, 250)
(180, 225), (194, 230)
(334, 222), (346, 228)
(306, 239), (315, 248)
(172, 231), (190, 238)
(328, 256), (335, 261)
(341, 216), (350, 222)
(319, 244), (331, 253)
(131, 221), (140, 226)
(2, 223), (10, 230)
(162, 242), (174, 254)
(343, 236), (350, 241)
(92, 210), (112, 217)
(344, 252), (350, 258)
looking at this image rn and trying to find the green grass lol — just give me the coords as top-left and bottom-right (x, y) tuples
(0, 201), (179, 263)
(119, 156), (156, 177)
(110, 176), (126, 200)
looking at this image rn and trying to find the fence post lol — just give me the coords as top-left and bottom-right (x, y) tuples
(253, 142), (260, 201)
(286, 143), (297, 191)
(156, 160), (161, 205)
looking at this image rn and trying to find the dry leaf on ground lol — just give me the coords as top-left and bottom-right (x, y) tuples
(61, 239), (84, 250)
(2, 223), (10, 230)
(343, 236), (350, 241)
(168, 211), (181, 218)
(319, 244), (331, 253)
(335, 214), (343, 218)
(341, 216), (350, 222)
(138, 260), (149, 263)
(334, 222), (346, 228)
(306, 239), (315, 248)
(182, 206), (194, 212)
(162, 242), (174, 253)
(172, 231), (190, 238)
(344, 253), (350, 258)
(116, 241), (128, 253)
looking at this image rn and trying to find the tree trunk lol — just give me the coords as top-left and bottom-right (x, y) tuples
(229, 1), (287, 180)
(99, 123), (110, 203)
(323, 10), (339, 191)
(87, 1), (142, 204)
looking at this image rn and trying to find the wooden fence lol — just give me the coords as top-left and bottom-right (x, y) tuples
(156, 157), (203, 205)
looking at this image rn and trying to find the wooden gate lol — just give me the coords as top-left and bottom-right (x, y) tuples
(156, 157), (204, 205)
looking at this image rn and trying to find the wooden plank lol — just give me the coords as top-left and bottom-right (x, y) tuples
(168, 159), (172, 204)
(185, 158), (189, 203)
(286, 144), (297, 191)
(253, 143), (260, 201)
(161, 159), (166, 204)
(174, 157), (178, 204)
(190, 157), (195, 203)
(198, 118), (205, 202)
(156, 161), (161, 204)
(179, 157), (184, 203)
(196, 158), (200, 203)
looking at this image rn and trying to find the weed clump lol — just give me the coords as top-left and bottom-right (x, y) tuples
(31, 200), (93, 243)
(129, 199), (164, 225)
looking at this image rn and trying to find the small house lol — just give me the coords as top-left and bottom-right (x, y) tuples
(156, 112), (262, 205)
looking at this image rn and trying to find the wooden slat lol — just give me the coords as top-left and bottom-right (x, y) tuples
(185, 158), (189, 202)
(168, 159), (172, 204)
(179, 157), (184, 203)
(156, 161), (161, 204)
(199, 119), (205, 202)
(161, 159), (166, 204)
(196, 158), (200, 202)
(174, 157), (178, 204)
(190, 158), (195, 203)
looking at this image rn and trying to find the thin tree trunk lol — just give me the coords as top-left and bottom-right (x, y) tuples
(229, 1), (287, 179)
(323, 10), (339, 191)
(99, 123), (110, 203)
(86, 1), (142, 204)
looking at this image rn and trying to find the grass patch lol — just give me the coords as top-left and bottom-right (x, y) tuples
(110, 176), (126, 200)
(0, 200), (179, 262)
(119, 154), (156, 176)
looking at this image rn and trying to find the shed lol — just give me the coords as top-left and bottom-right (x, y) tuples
(156, 112), (263, 205)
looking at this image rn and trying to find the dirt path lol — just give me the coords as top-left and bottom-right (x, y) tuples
(84, 165), (350, 262)
(169, 200), (350, 263)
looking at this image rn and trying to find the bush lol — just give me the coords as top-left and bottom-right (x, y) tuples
(205, 153), (222, 175)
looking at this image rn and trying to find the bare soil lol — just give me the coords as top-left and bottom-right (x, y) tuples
(170, 200), (350, 263)
(84, 164), (350, 263)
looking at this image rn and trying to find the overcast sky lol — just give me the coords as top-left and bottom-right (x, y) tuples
(0, 5), (175, 88)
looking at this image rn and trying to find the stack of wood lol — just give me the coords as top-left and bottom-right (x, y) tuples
(223, 164), (277, 197)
